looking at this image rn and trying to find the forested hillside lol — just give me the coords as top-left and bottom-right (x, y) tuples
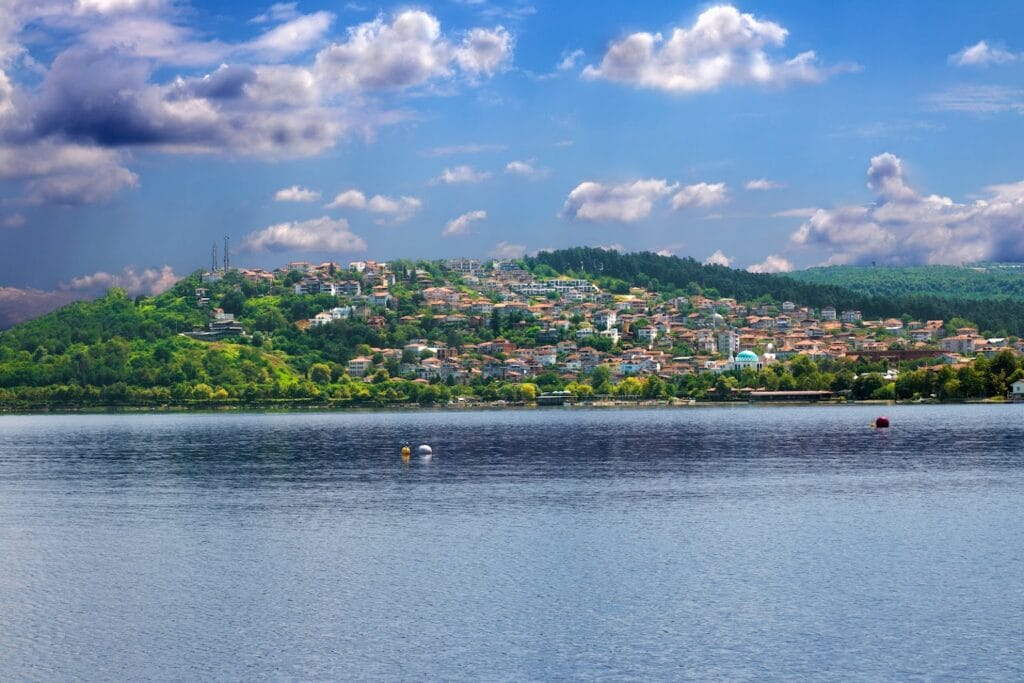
(528, 248), (1024, 336)
(788, 264), (1024, 302)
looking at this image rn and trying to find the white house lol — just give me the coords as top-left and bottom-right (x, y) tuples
(1011, 379), (1024, 401)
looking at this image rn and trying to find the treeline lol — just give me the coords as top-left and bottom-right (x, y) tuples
(788, 264), (1024, 302)
(528, 248), (1024, 336)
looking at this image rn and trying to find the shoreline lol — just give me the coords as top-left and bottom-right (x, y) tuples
(0, 397), (1015, 416)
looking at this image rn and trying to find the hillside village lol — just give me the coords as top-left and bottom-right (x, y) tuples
(183, 255), (1024, 402)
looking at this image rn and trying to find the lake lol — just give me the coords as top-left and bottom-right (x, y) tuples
(1, 405), (1023, 681)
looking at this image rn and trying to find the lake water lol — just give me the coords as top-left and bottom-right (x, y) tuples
(1, 405), (1023, 681)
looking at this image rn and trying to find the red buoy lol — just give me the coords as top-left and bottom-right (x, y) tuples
(875, 416), (890, 429)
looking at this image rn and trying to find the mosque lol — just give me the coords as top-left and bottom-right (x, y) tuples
(728, 344), (776, 372)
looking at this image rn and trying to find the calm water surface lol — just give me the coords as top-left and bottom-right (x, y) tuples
(1, 405), (1023, 681)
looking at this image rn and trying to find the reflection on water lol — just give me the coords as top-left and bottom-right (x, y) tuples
(1, 406), (1023, 680)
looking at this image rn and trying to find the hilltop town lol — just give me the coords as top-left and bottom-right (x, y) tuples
(180, 252), (1024, 403)
(3, 249), (1024, 408)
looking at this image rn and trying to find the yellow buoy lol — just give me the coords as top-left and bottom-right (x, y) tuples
(401, 445), (411, 459)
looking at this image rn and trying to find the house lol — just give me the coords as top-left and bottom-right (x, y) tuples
(347, 357), (374, 378)
(1011, 379), (1024, 401)
(939, 335), (977, 355)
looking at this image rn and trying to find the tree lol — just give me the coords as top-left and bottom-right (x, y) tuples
(641, 374), (668, 399)
(589, 365), (612, 394)
(308, 363), (332, 385)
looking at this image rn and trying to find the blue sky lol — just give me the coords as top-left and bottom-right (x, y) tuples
(2, 0), (1024, 321)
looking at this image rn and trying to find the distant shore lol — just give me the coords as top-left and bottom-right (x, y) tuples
(1, 397), (1016, 415)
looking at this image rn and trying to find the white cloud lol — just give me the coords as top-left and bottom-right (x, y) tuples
(251, 3), (299, 24)
(924, 85), (1024, 115)
(423, 143), (507, 156)
(326, 189), (367, 209)
(246, 11), (334, 60)
(0, 141), (139, 205)
(326, 189), (421, 222)
(434, 164), (492, 184)
(0, 5), (513, 208)
(654, 242), (685, 257)
(274, 185), (320, 202)
(65, 264), (180, 295)
(489, 240), (526, 258)
(314, 10), (511, 91)
(582, 5), (856, 93)
(671, 182), (728, 209)
(557, 48), (584, 72)
(790, 152), (1024, 265)
(242, 216), (367, 252)
(74, 0), (168, 16)
(367, 194), (421, 220)
(443, 209), (487, 236)
(703, 249), (734, 267)
(504, 159), (549, 180)
(562, 179), (676, 222)
(746, 254), (793, 273)
(949, 40), (1019, 67)
(454, 26), (513, 76)
(745, 178), (784, 191)
(773, 207), (818, 218)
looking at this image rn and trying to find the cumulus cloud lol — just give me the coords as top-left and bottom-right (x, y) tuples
(0, 5), (513, 206)
(489, 240), (526, 258)
(434, 164), (492, 184)
(505, 159), (549, 180)
(274, 185), (320, 202)
(65, 264), (180, 295)
(949, 40), (1019, 67)
(582, 5), (856, 93)
(562, 179), (677, 222)
(0, 141), (139, 205)
(325, 188), (421, 222)
(245, 11), (334, 59)
(314, 11), (511, 91)
(443, 209), (487, 236)
(30, 52), (343, 157)
(746, 254), (793, 273)
(745, 178), (784, 191)
(671, 182), (728, 209)
(790, 152), (1024, 265)
(704, 249), (734, 267)
(242, 216), (367, 252)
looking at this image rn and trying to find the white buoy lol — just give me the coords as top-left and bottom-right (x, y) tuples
(417, 444), (433, 456)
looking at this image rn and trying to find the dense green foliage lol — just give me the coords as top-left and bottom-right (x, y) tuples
(788, 264), (1024, 302)
(529, 248), (1024, 336)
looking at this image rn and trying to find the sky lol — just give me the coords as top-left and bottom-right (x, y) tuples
(2, 0), (1024, 324)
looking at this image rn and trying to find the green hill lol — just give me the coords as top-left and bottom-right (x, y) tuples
(786, 264), (1024, 302)
(527, 248), (1024, 335)
(3, 248), (1024, 409)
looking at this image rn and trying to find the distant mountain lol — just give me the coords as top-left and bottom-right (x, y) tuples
(787, 264), (1024, 302)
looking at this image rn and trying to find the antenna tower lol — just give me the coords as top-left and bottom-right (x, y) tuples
(223, 236), (230, 272)
(211, 242), (218, 273)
